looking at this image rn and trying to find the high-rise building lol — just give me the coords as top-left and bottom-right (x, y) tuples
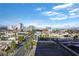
(14, 23), (24, 32)
(19, 23), (23, 32)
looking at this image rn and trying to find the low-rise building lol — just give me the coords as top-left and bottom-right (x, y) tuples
(0, 42), (9, 51)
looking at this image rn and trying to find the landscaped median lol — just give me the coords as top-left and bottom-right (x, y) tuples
(24, 39), (36, 49)
(24, 39), (37, 56)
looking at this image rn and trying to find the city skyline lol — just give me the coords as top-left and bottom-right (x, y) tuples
(0, 3), (79, 28)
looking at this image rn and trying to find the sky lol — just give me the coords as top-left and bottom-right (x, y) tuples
(0, 3), (79, 28)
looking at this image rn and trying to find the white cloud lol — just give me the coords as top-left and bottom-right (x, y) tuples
(25, 20), (79, 29)
(69, 8), (79, 13)
(69, 8), (79, 18)
(42, 10), (79, 21)
(35, 8), (43, 11)
(49, 13), (79, 21)
(50, 22), (79, 28)
(69, 14), (79, 18)
(42, 11), (58, 16)
(50, 17), (67, 21)
(53, 3), (73, 10)
(49, 12), (68, 20)
(42, 4), (79, 21)
(36, 22), (79, 29)
(54, 23), (78, 28)
(69, 13), (76, 16)
(42, 11), (68, 20)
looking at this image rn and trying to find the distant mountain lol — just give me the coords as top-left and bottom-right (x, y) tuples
(51, 27), (79, 30)
(68, 27), (79, 30)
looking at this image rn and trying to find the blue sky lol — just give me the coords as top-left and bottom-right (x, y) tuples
(0, 3), (79, 28)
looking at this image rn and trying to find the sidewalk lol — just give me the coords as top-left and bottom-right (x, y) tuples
(28, 46), (36, 56)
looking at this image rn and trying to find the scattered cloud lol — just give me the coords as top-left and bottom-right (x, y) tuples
(50, 17), (67, 21)
(42, 10), (68, 20)
(69, 8), (79, 13)
(50, 13), (68, 20)
(50, 22), (79, 28)
(50, 14), (79, 21)
(42, 11), (68, 20)
(42, 11), (58, 16)
(69, 14), (79, 18)
(34, 4), (79, 28)
(30, 22), (79, 29)
(53, 3), (73, 10)
(69, 8), (79, 18)
(69, 13), (76, 16)
(25, 20), (79, 29)
(35, 7), (43, 11)
(42, 8), (79, 21)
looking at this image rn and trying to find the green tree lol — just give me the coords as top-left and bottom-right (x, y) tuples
(18, 36), (25, 42)
(24, 39), (36, 49)
(27, 30), (34, 35)
(10, 40), (17, 49)
(73, 35), (78, 40)
(30, 40), (36, 46)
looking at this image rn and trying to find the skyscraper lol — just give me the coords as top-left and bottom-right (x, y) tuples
(19, 23), (23, 32)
